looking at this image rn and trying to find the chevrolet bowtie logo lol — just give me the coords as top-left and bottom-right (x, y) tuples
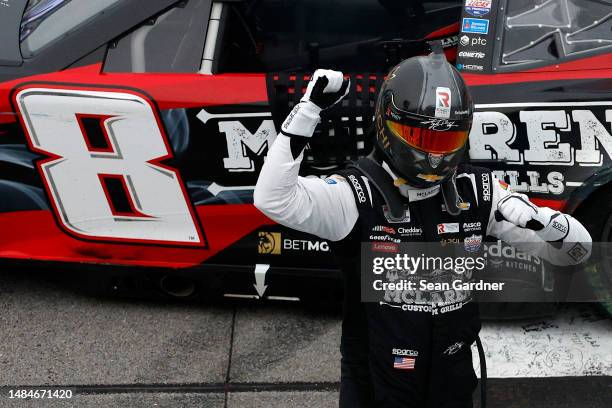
(393, 178), (408, 187)
(417, 173), (444, 182)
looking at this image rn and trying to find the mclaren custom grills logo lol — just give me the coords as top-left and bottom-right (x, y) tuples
(197, 109), (277, 173)
(469, 102), (612, 194)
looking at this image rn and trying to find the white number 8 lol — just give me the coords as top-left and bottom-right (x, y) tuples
(15, 86), (205, 246)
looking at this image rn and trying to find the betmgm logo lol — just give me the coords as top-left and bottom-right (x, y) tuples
(258, 231), (281, 255)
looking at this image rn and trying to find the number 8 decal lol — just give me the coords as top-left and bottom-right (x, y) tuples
(15, 86), (205, 247)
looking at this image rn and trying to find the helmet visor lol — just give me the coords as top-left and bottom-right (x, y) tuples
(386, 120), (468, 154)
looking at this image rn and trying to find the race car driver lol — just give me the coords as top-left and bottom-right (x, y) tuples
(254, 49), (592, 407)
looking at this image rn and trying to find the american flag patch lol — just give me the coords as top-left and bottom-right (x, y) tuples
(393, 356), (415, 370)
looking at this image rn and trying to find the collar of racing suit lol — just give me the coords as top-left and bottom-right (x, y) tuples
(381, 161), (440, 202)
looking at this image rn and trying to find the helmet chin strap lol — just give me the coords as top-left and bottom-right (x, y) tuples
(370, 146), (465, 214)
(441, 171), (462, 216)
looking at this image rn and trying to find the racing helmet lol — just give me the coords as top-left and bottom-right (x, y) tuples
(375, 48), (474, 188)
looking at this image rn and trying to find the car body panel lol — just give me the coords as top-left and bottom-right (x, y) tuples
(0, 1), (610, 308)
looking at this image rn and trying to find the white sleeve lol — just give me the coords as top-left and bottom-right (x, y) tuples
(253, 134), (359, 242)
(486, 175), (592, 266)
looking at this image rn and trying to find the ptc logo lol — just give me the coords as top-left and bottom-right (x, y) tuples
(435, 87), (452, 119)
(460, 35), (470, 46)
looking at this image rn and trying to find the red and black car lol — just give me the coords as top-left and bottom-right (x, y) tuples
(0, 0), (610, 313)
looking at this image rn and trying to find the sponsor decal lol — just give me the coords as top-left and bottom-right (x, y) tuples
(393, 356), (416, 370)
(392, 348), (419, 357)
(458, 50), (486, 59)
(455, 109), (470, 116)
(457, 63), (484, 71)
(372, 242), (398, 253)
(325, 175), (346, 185)
(498, 179), (509, 190)
(440, 35), (459, 48)
(258, 231), (281, 255)
(348, 175), (367, 203)
(483, 240), (542, 269)
(259, 233), (329, 254)
(481, 173), (491, 201)
(370, 235), (401, 243)
(567, 243), (588, 262)
(383, 205), (411, 223)
(437, 223), (460, 234)
(443, 341), (465, 356)
(460, 35), (470, 46)
(492, 170), (564, 194)
(398, 227), (423, 236)
(411, 186), (440, 201)
(551, 219), (568, 235)
(470, 103), (612, 194)
(214, 117), (276, 172)
(417, 173), (444, 182)
(471, 37), (487, 46)
(282, 104), (300, 130)
(463, 222), (482, 232)
(464, 234), (483, 252)
(462, 18), (489, 34)
(435, 87), (452, 119)
(465, 0), (492, 17)
(428, 153), (443, 169)
(386, 106), (402, 121)
(440, 238), (461, 245)
(372, 225), (397, 234)
(421, 118), (458, 131)
(283, 238), (330, 252)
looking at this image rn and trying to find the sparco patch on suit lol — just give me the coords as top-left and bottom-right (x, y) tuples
(348, 175), (367, 203)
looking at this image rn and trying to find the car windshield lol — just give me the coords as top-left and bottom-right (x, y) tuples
(20, 0), (123, 58)
(500, 0), (612, 67)
(218, 0), (462, 72)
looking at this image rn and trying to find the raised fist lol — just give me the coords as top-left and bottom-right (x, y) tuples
(281, 69), (350, 138)
(301, 69), (350, 111)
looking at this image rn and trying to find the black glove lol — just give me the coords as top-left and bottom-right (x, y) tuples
(281, 69), (350, 138)
(302, 69), (350, 110)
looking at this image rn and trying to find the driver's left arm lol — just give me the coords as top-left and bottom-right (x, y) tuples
(486, 176), (592, 266)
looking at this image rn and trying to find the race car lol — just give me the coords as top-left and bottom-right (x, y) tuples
(0, 0), (610, 313)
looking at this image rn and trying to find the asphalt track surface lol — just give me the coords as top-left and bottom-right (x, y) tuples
(0, 269), (610, 407)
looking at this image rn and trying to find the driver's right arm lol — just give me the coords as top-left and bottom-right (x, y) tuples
(253, 70), (359, 242)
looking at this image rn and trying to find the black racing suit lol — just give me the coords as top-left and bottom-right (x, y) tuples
(254, 132), (592, 408)
(332, 162), (490, 407)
